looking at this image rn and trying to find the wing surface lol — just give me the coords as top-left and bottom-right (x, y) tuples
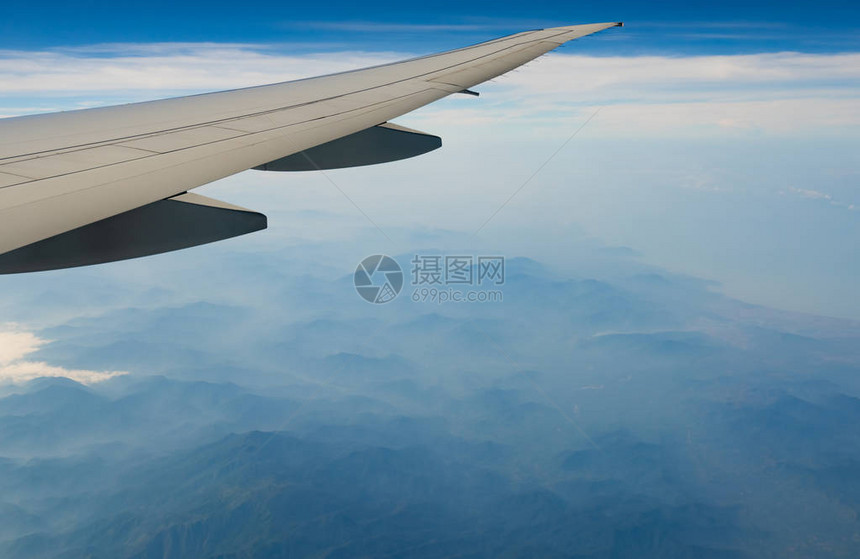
(0, 22), (622, 261)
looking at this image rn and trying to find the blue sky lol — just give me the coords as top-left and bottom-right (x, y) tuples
(2, 0), (859, 53)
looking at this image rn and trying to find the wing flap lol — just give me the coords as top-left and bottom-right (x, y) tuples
(0, 192), (266, 274)
(255, 122), (442, 171)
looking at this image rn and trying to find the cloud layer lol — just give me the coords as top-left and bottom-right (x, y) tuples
(0, 328), (126, 385)
(0, 44), (857, 136)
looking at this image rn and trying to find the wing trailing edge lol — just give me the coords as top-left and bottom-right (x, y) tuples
(0, 193), (266, 274)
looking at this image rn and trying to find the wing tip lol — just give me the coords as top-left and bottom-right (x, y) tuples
(546, 21), (625, 35)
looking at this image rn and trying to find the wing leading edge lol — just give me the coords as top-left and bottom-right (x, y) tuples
(0, 22), (622, 272)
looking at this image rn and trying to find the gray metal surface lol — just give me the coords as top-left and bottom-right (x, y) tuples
(0, 193), (266, 273)
(254, 122), (441, 171)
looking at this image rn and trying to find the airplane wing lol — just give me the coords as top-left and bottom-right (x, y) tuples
(0, 22), (622, 273)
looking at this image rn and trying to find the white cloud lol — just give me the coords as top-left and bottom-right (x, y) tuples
(280, 21), (502, 33)
(784, 186), (857, 211)
(0, 330), (41, 363)
(501, 52), (860, 95)
(412, 52), (860, 137)
(789, 187), (832, 200)
(1, 44), (856, 136)
(0, 327), (127, 385)
(0, 44), (397, 96)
